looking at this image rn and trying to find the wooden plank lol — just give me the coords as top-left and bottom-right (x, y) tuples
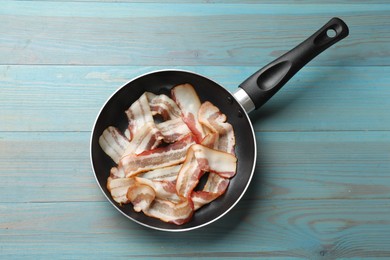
(27, 0), (390, 3)
(254, 131), (390, 200)
(1, 131), (389, 203)
(0, 65), (389, 132)
(1, 199), (390, 258)
(0, 132), (104, 203)
(0, 2), (389, 66)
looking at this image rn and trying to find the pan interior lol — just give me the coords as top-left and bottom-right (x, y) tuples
(91, 70), (256, 231)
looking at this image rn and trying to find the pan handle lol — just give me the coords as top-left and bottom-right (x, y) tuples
(238, 17), (349, 111)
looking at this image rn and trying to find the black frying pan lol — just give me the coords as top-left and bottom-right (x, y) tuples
(90, 18), (349, 231)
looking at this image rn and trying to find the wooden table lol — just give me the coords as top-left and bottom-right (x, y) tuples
(1, 1), (389, 258)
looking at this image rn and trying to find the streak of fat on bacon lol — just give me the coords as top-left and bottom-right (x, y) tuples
(138, 164), (182, 182)
(110, 166), (125, 179)
(199, 131), (219, 150)
(107, 176), (135, 204)
(125, 93), (154, 139)
(99, 126), (130, 164)
(119, 134), (196, 178)
(156, 117), (192, 143)
(142, 198), (194, 225)
(127, 182), (156, 212)
(171, 84), (206, 143)
(146, 92), (181, 120)
(199, 101), (236, 155)
(191, 173), (230, 210)
(136, 177), (181, 203)
(124, 128), (131, 140)
(203, 172), (230, 192)
(122, 122), (163, 157)
(176, 144), (237, 198)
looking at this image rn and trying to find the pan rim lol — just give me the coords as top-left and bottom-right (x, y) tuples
(89, 69), (257, 232)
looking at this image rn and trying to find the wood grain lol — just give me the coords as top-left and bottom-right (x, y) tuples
(28, 0), (390, 3)
(1, 2), (389, 66)
(1, 200), (390, 258)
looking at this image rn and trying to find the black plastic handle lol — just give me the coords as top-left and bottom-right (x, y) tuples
(239, 17), (349, 109)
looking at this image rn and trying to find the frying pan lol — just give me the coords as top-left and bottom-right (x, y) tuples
(91, 18), (349, 231)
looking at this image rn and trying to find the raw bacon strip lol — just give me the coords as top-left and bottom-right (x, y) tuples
(203, 172), (229, 192)
(191, 173), (230, 210)
(136, 177), (181, 202)
(127, 183), (156, 212)
(99, 126), (130, 164)
(125, 93), (154, 139)
(175, 145), (205, 198)
(124, 128), (131, 140)
(122, 122), (163, 156)
(139, 164), (181, 182)
(143, 198), (194, 225)
(106, 177), (135, 205)
(192, 192), (219, 211)
(146, 92), (181, 120)
(120, 134), (196, 177)
(110, 166), (125, 179)
(199, 145), (237, 178)
(171, 84), (205, 143)
(200, 131), (219, 151)
(156, 117), (191, 143)
(176, 144), (237, 198)
(199, 101), (236, 155)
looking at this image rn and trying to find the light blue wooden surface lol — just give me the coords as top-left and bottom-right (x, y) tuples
(1, 1), (389, 258)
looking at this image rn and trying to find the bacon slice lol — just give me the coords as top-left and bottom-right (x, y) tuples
(200, 130), (219, 151)
(99, 126), (130, 164)
(125, 93), (154, 139)
(175, 146), (205, 198)
(171, 84), (205, 143)
(124, 128), (131, 140)
(199, 101), (236, 155)
(200, 145), (237, 179)
(107, 176), (135, 204)
(156, 117), (192, 143)
(110, 166), (126, 179)
(122, 122), (163, 156)
(127, 183), (156, 212)
(139, 164), (181, 182)
(191, 173), (230, 210)
(203, 172), (229, 193)
(136, 177), (181, 202)
(142, 198), (194, 225)
(120, 134), (196, 177)
(176, 144), (237, 198)
(146, 92), (181, 120)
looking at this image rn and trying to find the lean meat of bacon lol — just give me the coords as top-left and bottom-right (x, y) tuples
(101, 84), (237, 225)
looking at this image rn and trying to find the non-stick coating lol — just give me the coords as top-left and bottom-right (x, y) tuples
(91, 70), (256, 231)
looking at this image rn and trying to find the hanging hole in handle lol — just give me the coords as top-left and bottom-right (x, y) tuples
(326, 28), (337, 38)
(313, 25), (340, 46)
